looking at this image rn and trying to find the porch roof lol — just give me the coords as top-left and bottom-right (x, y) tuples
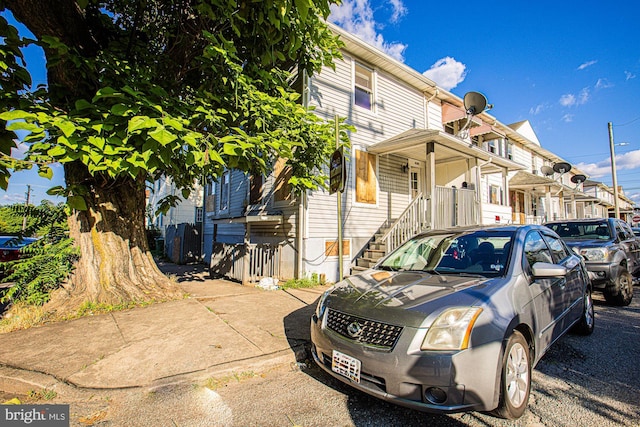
(209, 214), (283, 225)
(510, 171), (596, 201)
(367, 129), (525, 173)
(509, 170), (560, 188)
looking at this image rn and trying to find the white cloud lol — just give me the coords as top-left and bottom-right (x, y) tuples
(577, 60), (597, 70)
(576, 149), (640, 178)
(559, 94), (576, 107)
(422, 57), (467, 90)
(329, 0), (407, 62)
(388, 0), (408, 23)
(595, 78), (613, 89)
(559, 88), (589, 107)
(529, 104), (547, 115)
(625, 70), (636, 80)
(562, 114), (574, 123)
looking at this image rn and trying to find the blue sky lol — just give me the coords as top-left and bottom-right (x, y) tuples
(330, 0), (640, 204)
(2, 1), (640, 205)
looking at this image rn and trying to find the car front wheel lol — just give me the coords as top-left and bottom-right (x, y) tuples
(492, 331), (531, 419)
(604, 269), (633, 306)
(572, 288), (595, 335)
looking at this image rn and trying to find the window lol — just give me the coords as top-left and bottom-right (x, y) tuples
(355, 149), (377, 204)
(220, 170), (230, 211)
(250, 174), (263, 205)
(542, 234), (570, 263)
(354, 63), (374, 110)
(523, 231), (553, 270)
(489, 184), (503, 205)
(205, 180), (216, 212)
(274, 158), (293, 203)
(195, 207), (203, 223)
(487, 140), (496, 154)
(506, 141), (514, 160)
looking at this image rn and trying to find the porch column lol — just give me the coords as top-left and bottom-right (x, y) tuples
(242, 223), (251, 286)
(545, 187), (552, 222)
(426, 142), (436, 228)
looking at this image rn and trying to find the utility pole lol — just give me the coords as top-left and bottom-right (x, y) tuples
(608, 122), (620, 219)
(22, 184), (31, 231)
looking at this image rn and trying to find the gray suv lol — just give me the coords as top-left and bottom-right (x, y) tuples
(545, 218), (639, 306)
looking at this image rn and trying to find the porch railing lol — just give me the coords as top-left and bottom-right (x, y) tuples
(210, 242), (281, 284)
(433, 186), (479, 229)
(379, 194), (431, 254)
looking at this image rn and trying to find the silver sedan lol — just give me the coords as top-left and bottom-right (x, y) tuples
(310, 224), (594, 419)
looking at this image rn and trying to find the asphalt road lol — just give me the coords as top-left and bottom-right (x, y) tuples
(198, 286), (640, 427)
(4, 287), (639, 426)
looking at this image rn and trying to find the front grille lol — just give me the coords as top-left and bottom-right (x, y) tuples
(326, 309), (403, 349)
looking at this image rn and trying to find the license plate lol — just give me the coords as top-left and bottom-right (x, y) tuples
(332, 350), (361, 383)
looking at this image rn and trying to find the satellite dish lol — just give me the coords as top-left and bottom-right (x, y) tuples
(553, 162), (572, 174)
(540, 165), (555, 176)
(571, 174), (587, 184)
(463, 91), (488, 116)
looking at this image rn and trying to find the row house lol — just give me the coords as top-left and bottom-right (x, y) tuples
(202, 24), (632, 284)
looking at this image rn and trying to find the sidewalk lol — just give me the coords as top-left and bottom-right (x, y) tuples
(0, 261), (327, 396)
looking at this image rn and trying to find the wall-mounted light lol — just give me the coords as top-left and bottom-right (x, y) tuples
(401, 163), (409, 174)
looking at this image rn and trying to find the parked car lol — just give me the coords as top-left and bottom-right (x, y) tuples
(311, 225), (593, 419)
(545, 218), (639, 306)
(0, 236), (38, 262)
(632, 227), (640, 237)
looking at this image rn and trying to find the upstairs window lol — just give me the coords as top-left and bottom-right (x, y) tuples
(220, 170), (230, 211)
(355, 149), (377, 204)
(354, 63), (374, 111)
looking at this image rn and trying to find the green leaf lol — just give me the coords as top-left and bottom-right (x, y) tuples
(46, 186), (67, 196)
(0, 110), (35, 121)
(47, 145), (67, 157)
(111, 104), (130, 116)
(149, 127), (177, 146)
(54, 119), (76, 137)
(128, 116), (158, 133)
(294, 0), (310, 21)
(67, 195), (88, 211)
(38, 165), (53, 179)
(75, 99), (93, 110)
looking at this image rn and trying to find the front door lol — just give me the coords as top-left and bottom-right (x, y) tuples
(409, 165), (422, 200)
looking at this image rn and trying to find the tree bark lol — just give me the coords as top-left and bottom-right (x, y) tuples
(4, 0), (184, 312)
(46, 163), (183, 311)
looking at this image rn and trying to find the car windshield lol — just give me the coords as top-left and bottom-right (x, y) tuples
(546, 221), (611, 240)
(378, 229), (514, 277)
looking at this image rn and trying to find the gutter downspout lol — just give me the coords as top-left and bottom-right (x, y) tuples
(297, 69), (309, 279)
(424, 88), (439, 129)
(476, 157), (493, 224)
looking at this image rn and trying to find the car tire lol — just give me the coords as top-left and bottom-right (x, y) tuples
(603, 269), (633, 306)
(492, 330), (531, 419)
(572, 288), (595, 335)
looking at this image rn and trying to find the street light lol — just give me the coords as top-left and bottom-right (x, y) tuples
(607, 122), (630, 219)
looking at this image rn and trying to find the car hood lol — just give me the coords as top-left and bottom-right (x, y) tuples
(325, 269), (494, 328)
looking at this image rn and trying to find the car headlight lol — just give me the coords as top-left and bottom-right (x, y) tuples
(421, 307), (482, 351)
(315, 290), (330, 319)
(580, 248), (608, 261)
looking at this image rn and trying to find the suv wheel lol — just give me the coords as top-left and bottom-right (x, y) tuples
(603, 269), (633, 306)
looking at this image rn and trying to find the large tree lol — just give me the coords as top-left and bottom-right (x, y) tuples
(0, 0), (347, 312)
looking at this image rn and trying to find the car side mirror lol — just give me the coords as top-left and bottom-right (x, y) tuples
(531, 262), (567, 278)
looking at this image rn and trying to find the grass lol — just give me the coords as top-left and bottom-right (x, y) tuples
(28, 388), (57, 400)
(280, 273), (328, 290)
(0, 299), (160, 334)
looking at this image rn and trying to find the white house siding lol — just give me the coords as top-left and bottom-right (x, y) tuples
(148, 177), (203, 236)
(304, 53), (426, 282)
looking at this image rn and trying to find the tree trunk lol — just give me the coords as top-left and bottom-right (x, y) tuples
(4, 1), (184, 313)
(47, 162), (183, 312)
